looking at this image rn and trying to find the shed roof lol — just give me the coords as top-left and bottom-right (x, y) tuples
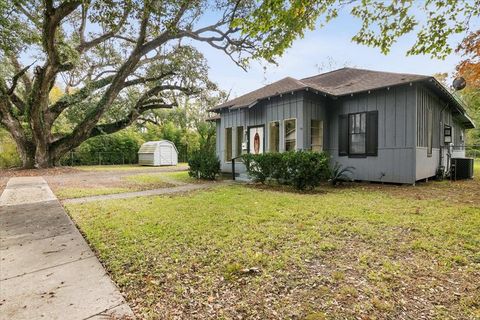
(138, 140), (178, 154)
(210, 67), (474, 128)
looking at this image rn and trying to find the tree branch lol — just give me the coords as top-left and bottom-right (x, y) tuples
(46, 75), (116, 123)
(122, 72), (176, 88)
(7, 60), (35, 95)
(89, 102), (175, 137)
(8, 54), (33, 93)
(76, 6), (130, 53)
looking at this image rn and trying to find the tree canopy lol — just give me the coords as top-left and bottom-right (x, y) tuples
(455, 30), (480, 147)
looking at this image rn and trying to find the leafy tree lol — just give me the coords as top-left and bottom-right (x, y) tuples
(0, 0), (317, 168)
(456, 30), (480, 88)
(1, 0), (478, 168)
(0, 128), (21, 168)
(455, 31), (480, 148)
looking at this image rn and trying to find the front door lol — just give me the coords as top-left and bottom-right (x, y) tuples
(248, 125), (265, 154)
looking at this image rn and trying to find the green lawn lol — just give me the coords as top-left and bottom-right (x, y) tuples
(55, 186), (132, 199)
(65, 165), (480, 319)
(124, 171), (196, 184)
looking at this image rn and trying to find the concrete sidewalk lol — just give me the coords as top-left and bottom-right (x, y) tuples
(0, 177), (134, 320)
(62, 181), (221, 204)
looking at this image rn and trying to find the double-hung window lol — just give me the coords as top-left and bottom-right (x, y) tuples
(349, 113), (366, 155)
(236, 126), (244, 157)
(339, 111), (378, 157)
(225, 128), (232, 161)
(284, 119), (296, 151)
(268, 121), (280, 152)
(311, 120), (324, 152)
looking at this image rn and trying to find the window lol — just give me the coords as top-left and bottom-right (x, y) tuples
(349, 113), (366, 155)
(268, 121), (280, 152)
(427, 107), (433, 157)
(236, 126), (244, 157)
(284, 119), (296, 151)
(225, 128), (232, 161)
(311, 120), (324, 152)
(339, 111), (378, 157)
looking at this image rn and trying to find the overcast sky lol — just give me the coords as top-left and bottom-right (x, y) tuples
(196, 8), (476, 98)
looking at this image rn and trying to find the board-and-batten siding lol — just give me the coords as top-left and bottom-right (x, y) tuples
(215, 82), (468, 183)
(216, 92), (307, 172)
(302, 92), (328, 150)
(328, 86), (417, 184)
(415, 85), (453, 180)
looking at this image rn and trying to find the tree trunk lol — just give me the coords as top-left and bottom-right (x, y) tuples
(9, 133), (60, 169)
(34, 143), (53, 168)
(15, 139), (36, 169)
(34, 152), (54, 169)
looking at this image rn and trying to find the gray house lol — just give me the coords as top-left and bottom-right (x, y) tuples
(209, 68), (475, 184)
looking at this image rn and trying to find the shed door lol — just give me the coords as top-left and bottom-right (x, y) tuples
(159, 146), (172, 165)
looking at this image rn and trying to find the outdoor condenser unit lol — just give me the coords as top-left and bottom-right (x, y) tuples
(451, 158), (474, 180)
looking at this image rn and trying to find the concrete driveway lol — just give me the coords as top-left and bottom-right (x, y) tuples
(0, 177), (134, 320)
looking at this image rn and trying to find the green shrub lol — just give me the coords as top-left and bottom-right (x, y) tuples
(242, 151), (330, 190)
(328, 162), (355, 186)
(285, 151), (329, 190)
(188, 149), (220, 180)
(0, 130), (21, 168)
(242, 152), (284, 183)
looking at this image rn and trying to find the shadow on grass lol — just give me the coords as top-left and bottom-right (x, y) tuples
(244, 181), (354, 195)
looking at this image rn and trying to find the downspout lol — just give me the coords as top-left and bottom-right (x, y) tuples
(439, 103), (449, 176)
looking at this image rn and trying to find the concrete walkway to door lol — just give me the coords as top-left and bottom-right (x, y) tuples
(0, 177), (134, 320)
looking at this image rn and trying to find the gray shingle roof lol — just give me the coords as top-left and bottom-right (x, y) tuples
(210, 67), (474, 128)
(211, 68), (428, 111)
(215, 77), (307, 110)
(301, 68), (429, 96)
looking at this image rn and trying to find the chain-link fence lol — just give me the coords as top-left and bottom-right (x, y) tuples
(453, 145), (479, 159)
(60, 147), (191, 167)
(60, 151), (138, 166)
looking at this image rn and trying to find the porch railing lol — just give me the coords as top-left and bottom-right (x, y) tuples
(231, 155), (243, 180)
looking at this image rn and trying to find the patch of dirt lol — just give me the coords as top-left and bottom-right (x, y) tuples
(0, 167), (79, 192)
(361, 178), (480, 207)
(0, 166), (80, 178)
(245, 177), (480, 207)
(0, 166), (189, 196)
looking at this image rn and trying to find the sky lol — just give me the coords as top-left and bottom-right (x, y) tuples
(196, 7), (474, 99)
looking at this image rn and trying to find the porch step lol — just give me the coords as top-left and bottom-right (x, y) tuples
(234, 173), (252, 182)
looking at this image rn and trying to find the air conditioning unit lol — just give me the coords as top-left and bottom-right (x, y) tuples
(451, 158), (474, 180)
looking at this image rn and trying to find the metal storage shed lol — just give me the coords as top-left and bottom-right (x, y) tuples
(138, 140), (178, 166)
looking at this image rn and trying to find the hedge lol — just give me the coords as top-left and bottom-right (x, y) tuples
(242, 151), (330, 190)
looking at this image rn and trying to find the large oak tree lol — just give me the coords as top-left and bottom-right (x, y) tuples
(1, 0), (478, 168)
